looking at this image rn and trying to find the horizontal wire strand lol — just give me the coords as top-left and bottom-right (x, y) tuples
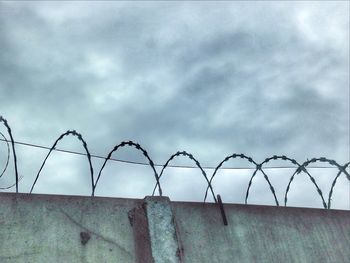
(0, 138), (341, 170)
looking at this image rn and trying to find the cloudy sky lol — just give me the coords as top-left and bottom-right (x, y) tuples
(0, 1), (349, 209)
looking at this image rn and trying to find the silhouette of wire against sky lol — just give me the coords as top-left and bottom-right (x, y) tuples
(0, 138), (341, 170)
(0, 115), (349, 209)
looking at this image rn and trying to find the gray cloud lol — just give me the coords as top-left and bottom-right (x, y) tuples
(0, 1), (348, 208)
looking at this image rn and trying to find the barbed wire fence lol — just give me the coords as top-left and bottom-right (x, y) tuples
(0, 115), (349, 209)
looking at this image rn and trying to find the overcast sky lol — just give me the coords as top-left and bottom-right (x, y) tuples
(0, 1), (349, 209)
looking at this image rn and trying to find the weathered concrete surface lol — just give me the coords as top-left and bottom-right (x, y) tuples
(144, 196), (183, 263)
(172, 202), (350, 263)
(128, 201), (154, 263)
(0, 192), (349, 263)
(128, 196), (183, 263)
(0, 193), (139, 263)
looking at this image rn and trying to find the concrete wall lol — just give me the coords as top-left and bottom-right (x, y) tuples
(172, 202), (350, 263)
(0, 192), (349, 263)
(0, 193), (138, 263)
